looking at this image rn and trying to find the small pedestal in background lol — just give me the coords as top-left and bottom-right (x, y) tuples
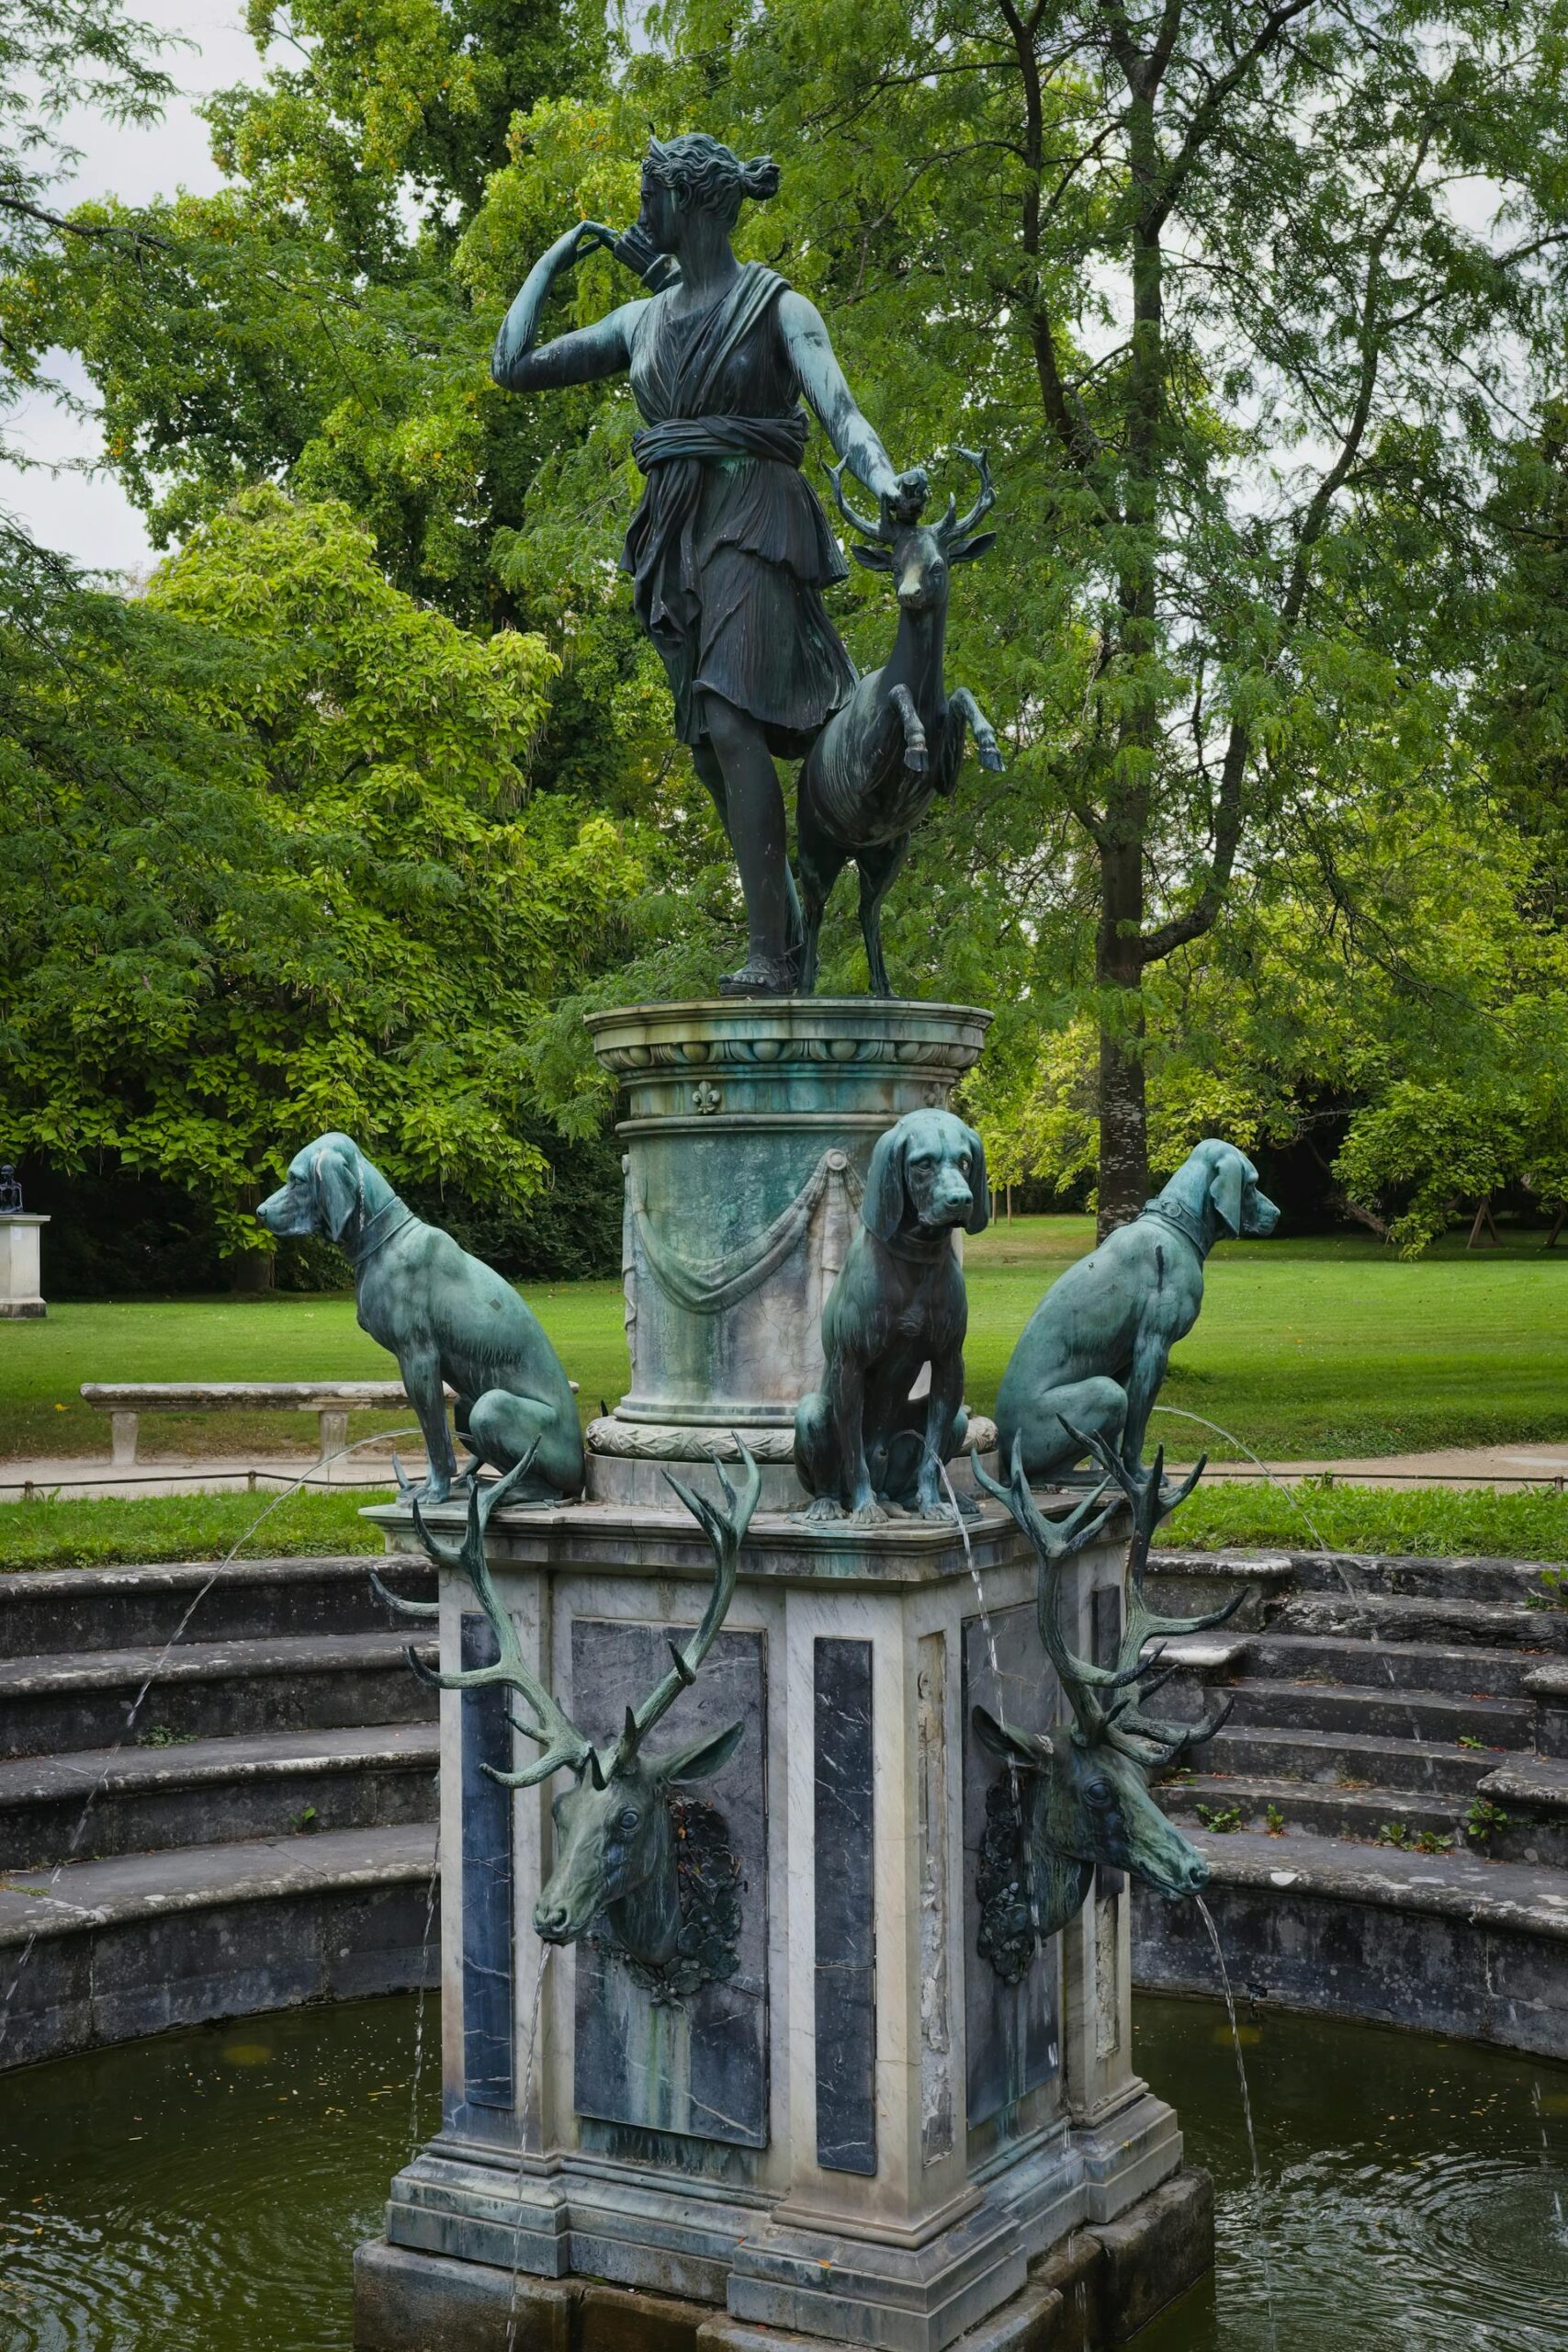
(0, 1216), (48, 1319)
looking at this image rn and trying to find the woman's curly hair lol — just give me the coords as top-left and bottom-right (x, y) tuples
(644, 132), (781, 225)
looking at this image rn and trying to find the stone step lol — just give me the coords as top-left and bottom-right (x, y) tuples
(0, 1723), (440, 1870)
(0, 1555), (434, 1659)
(1475, 1755), (1568, 1868)
(1159, 1770), (1466, 1847)
(0, 1822), (440, 2069)
(1222, 1675), (1530, 1748)
(1132, 1825), (1568, 2056)
(0, 1629), (437, 1759)
(1143, 1551), (1294, 1630)
(1282, 1551), (1561, 1607)
(1271, 1587), (1568, 1653)
(1201, 1721), (1505, 1796)
(1240, 1630), (1540, 1700)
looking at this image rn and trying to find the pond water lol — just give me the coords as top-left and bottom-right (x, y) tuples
(1, 1993), (1565, 2349)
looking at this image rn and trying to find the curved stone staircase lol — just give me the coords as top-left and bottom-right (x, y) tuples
(0, 1555), (439, 2069)
(1134, 1545), (1568, 2056)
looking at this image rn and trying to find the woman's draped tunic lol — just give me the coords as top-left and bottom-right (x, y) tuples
(623, 264), (856, 758)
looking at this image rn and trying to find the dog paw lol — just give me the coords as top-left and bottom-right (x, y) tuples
(847, 1501), (890, 1529)
(795, 1496), (847, 1524)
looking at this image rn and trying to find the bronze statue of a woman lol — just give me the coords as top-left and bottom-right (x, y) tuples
(492, 131), (924, 997)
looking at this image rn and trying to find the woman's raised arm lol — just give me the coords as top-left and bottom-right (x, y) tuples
(492, 222), (646, 393)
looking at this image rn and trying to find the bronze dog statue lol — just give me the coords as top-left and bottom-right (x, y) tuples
(995, 1137), (1279, 1482)
(795, 1108), (988, 1524)
(257, 1131), (583, 1505)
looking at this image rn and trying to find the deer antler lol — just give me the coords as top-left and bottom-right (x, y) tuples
(400, 1446), (597, 1791)
(1069, 1430), (1245, 1765)
(973, 1441), (1134, 1744)
(943, 447), (995, 543)
(829, 458), (894, 543)
(608, 1439), (761, 1774)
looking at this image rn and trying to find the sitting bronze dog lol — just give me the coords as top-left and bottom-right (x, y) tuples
(257, 1132), (583, 1505)
(995, 1136), (1279, 1482)
(795, 1108), (988, 1524)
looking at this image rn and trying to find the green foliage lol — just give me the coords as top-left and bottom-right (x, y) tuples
(1377, 1821), (1454, 1856)
(1194, 1804), (1244, 1835)
(1464, 1797), (1511, 1848)
(1, 485), (642, 1266)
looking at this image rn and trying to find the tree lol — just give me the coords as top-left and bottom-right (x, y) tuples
(622, 0), (1568, 1225)
(971, 774), (1568, 1251)
(1, 487), (643, 1279)
(0, 0), (173, 478)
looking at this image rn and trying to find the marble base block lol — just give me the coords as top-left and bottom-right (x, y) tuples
(356, 1494), (1195, 2351)
(0, 1215), (47, 1317)
(354, 999), (1207, 2351)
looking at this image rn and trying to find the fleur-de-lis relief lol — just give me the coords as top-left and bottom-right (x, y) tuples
(692, 1080), (723, 1114)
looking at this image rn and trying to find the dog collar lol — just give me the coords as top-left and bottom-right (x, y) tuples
(350, 1197), (416, 1268)
(879, 1222), (963, 1264)
(1141, 1197), (1210, 1261)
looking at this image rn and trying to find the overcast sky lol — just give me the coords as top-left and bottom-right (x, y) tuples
(7, 0), (260, 575)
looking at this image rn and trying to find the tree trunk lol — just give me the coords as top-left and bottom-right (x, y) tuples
(1096, 837), (1150, 1236)
(229, 1250), (276, 1295)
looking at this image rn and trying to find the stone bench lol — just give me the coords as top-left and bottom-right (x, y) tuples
(80, 1377), (580, 1467)
(81, 1382), (423, 1467)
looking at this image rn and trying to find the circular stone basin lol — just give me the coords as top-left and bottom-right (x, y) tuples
(1, 1995), (1565, 2348)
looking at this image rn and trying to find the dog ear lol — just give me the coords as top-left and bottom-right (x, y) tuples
(962, 1124), (990, 1235)
(1206, 1145), (1247, 1239)
(310, 1138), (363, 1244)
(863, 1124), (910, 1242)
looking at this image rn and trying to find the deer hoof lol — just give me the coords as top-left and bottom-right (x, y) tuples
(979, 742), (1005, 772)
(903, 742), (928, 774)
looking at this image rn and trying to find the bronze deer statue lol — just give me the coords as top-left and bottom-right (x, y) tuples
(795, 450), (1004, 998)
(374, 1442), (759, 1968)
(971, 1430), (1245, 1943)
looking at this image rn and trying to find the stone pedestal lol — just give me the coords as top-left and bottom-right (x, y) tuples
(0, 1216), (47, 1318)
(353, 1003), (1209, 2351)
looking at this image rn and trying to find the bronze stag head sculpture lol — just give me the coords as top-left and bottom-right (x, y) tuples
(972, 1430), (1244, 1947)
(375, 1442), (759, 1973)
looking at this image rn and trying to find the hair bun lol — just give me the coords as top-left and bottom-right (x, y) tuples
(740, 154), (782, 200)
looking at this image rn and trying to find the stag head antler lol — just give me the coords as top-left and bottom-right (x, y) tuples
(385, 1437), (760, 1795)
(829, 458), (896, 544)
(972, 1442), (1139, 1747)
(939, 447), (996, 547)
(384, 1446), (600, 1788)
(1064, 1429), (1244, 1767)
(604, 1442), (761, 1777)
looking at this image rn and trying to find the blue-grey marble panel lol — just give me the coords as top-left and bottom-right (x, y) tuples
(460, 1612), (514, 2110)
(1091, 1584), (1127, 1901)
(814, 1636), (876, 2176)
(571, 1620), (768, 2150)
(962, 1602), (1062, 2127)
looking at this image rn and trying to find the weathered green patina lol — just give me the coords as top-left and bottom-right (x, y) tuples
(256, 1132), (581, 1505)
(379, 1443), (759, 1984)
(995, 1137), (1280, 1480)
(583, 999), (990, 1502)
(797, 454), (1004, 1000)
(491, 132), (928, 996)
(795, 1107), (989, 1524)
(971, 1433), (1244, 1955)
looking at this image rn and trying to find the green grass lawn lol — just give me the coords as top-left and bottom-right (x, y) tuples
(6, 1217), (1568, 1469)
